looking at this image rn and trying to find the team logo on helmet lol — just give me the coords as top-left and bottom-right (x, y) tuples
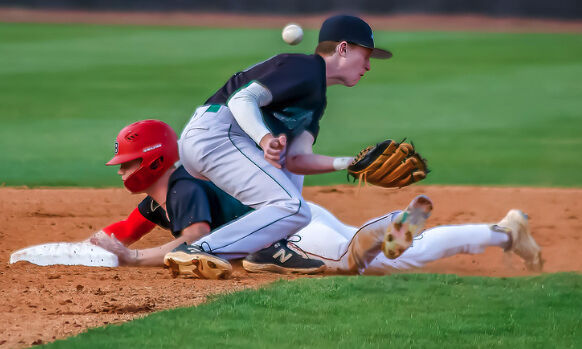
(143, 144), (162, 153)
(114, 141), (119, 154)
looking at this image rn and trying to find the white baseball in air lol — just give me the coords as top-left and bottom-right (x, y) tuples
(282, 23), (303, 45)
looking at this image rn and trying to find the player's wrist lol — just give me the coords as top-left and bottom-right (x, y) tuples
(120, 249), (139, 265)
(131, 249), (139, 264)
(259, 133), (274, 149)
(332, 157), (353, 171)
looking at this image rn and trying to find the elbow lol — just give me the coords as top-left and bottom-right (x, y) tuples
(285, 155), (304, 174)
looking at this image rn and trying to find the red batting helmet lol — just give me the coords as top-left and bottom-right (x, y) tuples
(106, 119), (179, 193)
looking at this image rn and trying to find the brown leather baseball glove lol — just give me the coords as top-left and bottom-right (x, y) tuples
(347, 139), (428, 188)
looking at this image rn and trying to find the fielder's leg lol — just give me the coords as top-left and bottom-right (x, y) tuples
(177, 106), (311, 256)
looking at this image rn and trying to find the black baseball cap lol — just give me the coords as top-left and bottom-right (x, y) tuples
(319, 15), (392, 59)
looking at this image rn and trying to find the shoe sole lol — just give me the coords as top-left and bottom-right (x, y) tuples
(242, 259), (326, 275)
(164, 251), (232, 280)
(382, 195), (433, 259)
(526, 251), (543, 272)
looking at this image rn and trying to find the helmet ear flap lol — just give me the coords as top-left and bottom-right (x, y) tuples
(150, 156), (164, 170)
(124, 156), (163, 193)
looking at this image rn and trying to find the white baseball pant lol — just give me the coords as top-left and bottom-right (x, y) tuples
(179, 105), (311, 258)
(293, 202), (509, 274)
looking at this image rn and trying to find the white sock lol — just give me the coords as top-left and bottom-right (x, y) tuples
(490, 229), (511, 249)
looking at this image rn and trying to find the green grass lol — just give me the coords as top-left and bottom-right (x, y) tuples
(1, 23), (581, 187)
(44, 273), (582, 348)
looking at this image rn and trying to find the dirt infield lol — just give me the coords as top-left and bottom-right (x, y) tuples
(1, 8), (582, 33)
(1, 185), (581, 347)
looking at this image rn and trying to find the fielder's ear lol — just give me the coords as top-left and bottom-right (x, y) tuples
(337, 41), (349, 56)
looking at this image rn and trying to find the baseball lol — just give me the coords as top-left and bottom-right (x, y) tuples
(282, 24), (303, 45)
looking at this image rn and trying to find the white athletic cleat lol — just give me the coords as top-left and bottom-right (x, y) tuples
(164, 243), (232, 279)
(492, 209), (543, 272)
(382, 195), (433, 259)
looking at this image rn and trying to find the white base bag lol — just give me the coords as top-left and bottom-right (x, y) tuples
(10, 242), (119, 267)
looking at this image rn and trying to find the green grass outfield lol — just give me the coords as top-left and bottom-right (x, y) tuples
(1, 23), (581, 187)
(44, 273), (582, 348)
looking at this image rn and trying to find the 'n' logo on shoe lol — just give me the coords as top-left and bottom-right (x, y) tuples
(273, 249), (292, 263)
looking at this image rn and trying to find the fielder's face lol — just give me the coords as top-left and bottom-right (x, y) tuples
(339, 44), (372, 87)
(118, 159), (142, 182)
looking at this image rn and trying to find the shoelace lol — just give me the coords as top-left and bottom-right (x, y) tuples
(285, 236), (310, 259)
(287, 235), (302, 244)
(199, 241), (213, 254)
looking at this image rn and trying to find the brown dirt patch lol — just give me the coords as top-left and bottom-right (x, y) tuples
(1, 8), (581, 33)
(0, 185), (581, 347)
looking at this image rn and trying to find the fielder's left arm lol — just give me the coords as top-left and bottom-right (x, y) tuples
(285, 131), (353, 174)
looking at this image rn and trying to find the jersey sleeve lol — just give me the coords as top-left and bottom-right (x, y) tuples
(305, 104), (325, 141)
(102, 207), (156, 246)
(166, 180), (213, 236)
(257, 57), (319, 105)
(137, 196), (171, 229)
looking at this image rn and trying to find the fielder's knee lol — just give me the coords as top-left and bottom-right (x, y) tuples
(275, 197), (311, 230)
(295, 198), (312, 229)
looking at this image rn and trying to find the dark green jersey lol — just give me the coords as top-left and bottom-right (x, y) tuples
(138, 166), (253, 237)
(205, 53), (327, 142)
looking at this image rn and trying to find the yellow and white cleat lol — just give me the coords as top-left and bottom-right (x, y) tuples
(164, 243), (232, 279)
(382, 195), (433, 259)
(492, 209), (543, 272)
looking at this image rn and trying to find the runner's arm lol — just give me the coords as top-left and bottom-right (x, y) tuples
(91, 222), (211, 266)
(130, 222), (210, 266)
(86, 207), (156, 246)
